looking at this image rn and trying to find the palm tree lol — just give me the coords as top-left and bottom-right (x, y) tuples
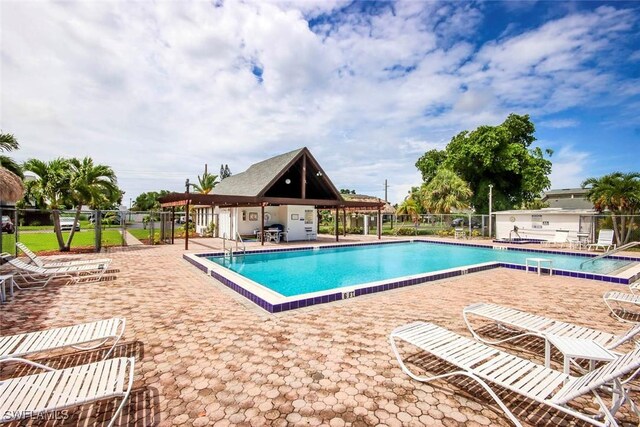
(421, 168), (473, 214)
(0, 132), (19, 151)
(23, 158), (72, 249)
(582, 172), (640, 244)
(397, 197), (420, 222)
(0, 132), (23, 178)
(64, 157), (119, 250)
(193, 165), (218, 194)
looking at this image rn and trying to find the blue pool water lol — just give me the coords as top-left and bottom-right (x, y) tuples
(208, 242), (634, 297)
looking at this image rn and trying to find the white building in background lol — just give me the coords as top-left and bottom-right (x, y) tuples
(494, 208), (598, 242)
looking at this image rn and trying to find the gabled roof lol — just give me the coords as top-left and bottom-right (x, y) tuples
(159, 147), (384, 211)
(212, 147), (343, 200)
(212, 148), (303, 197)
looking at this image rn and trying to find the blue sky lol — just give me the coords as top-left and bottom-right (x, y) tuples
(1, 0), (639, 204)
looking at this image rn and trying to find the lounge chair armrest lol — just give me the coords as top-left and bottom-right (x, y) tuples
(0, 357), (56, 371)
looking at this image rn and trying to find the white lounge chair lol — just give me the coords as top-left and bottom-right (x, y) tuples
(1, 318), (126, 361)
(0, 357), (134, 427)
(604, 291), (640, 323)
(463, 302), (640, 350)
(16, 242), (112, 269)
(588, 229), (616, 252)
(390, 321), (640, 426)
(7, 258), (110, 288)
(542, 230), (570, 248)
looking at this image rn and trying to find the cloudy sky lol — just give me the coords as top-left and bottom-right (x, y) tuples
(1, 0), (639, 204)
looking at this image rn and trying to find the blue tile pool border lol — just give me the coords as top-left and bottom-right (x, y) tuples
(185, 239), (640, 313)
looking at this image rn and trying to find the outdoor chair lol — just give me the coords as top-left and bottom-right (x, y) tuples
(390, 321), (640, 427)
(1, 318), (126, 361)
(16, 242), (112, 269)
(588, 229), (616, 252)
(541, 230), (570, 248)
(0, 357), (134, 427)
(463, 302), (640, 351)
(603, 291), (640, 323)
(6, 258), (110, 288)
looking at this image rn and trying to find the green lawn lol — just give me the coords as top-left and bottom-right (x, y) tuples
(1, 230), (123, 253)
(127, 228), (157, 241)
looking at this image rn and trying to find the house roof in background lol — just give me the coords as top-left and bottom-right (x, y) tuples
(542, 188), (589, 198)
(342, 194), (395, 213)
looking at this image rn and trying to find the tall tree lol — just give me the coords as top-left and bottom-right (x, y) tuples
(193, 165), (218, 194)
(23, 158), (72, 249)
(582, 172), (640, 244)
(63, 157), (120, 250)
(421, 169), (472, 214)
(415, 114), (552, 213)
(0, 132), (23, 178)
(133, 190), (171, 211)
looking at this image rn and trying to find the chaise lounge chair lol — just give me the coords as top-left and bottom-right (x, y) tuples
(16, 242), (112, 269)
(588, 229), (616, 252)
(0, 357), (134, 427)
(390, 321), (640, 426)
(541, 230), (570, 248)
(7, 258), (110, 288)
(1, 318), (126, 361)
(603, 291), (640, 323)
(463, 302), (640, 350)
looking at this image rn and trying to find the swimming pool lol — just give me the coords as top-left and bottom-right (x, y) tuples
(185, 240), (640, 313)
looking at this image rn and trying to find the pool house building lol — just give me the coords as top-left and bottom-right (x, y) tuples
(159, 147), (385, 245)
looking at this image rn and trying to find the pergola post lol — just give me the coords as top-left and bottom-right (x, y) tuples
(261, 204), (265, 246)
(335, 207), (339, 242)
(342, 208), (346, 236)
(185, 199), (190, 250)
(377, 207), (382, 239)
(171, 206), (175, 244)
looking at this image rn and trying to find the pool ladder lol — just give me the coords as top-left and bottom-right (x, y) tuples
(222, 232), (246, 261)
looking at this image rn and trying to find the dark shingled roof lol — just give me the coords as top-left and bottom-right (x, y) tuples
(212, 148), (304, 197)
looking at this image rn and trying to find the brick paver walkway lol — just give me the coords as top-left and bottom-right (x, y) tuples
(1, 238), (638, 426)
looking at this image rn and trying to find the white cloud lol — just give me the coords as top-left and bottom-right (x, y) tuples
(1, 1), (637, 204)
(539, 119), (580, 129)
(548, 145), (591, 189)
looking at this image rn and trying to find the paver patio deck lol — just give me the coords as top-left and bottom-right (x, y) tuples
(1, 236), (639, 426)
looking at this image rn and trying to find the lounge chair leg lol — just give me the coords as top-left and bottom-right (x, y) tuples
(107, 358), (135, 427)
(389, 335), (523, 427)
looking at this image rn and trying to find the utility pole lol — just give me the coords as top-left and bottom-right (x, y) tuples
(488, 184), (493, 239)
(384, 179), (388, 202)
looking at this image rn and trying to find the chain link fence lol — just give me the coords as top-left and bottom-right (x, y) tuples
(0, 208), (173, 255)
(318, 211), (640, 244)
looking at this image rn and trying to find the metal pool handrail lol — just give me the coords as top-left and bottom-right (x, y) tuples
(580, 241), (640, 268)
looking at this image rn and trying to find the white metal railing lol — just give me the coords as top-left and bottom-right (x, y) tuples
(235, 232), (246, 255)
(580, 241), (640, 267)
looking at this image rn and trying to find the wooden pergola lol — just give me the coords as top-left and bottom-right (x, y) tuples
(159, 193), (385, 249)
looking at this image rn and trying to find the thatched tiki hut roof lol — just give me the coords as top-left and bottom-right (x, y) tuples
(0, 167), (25, 202)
